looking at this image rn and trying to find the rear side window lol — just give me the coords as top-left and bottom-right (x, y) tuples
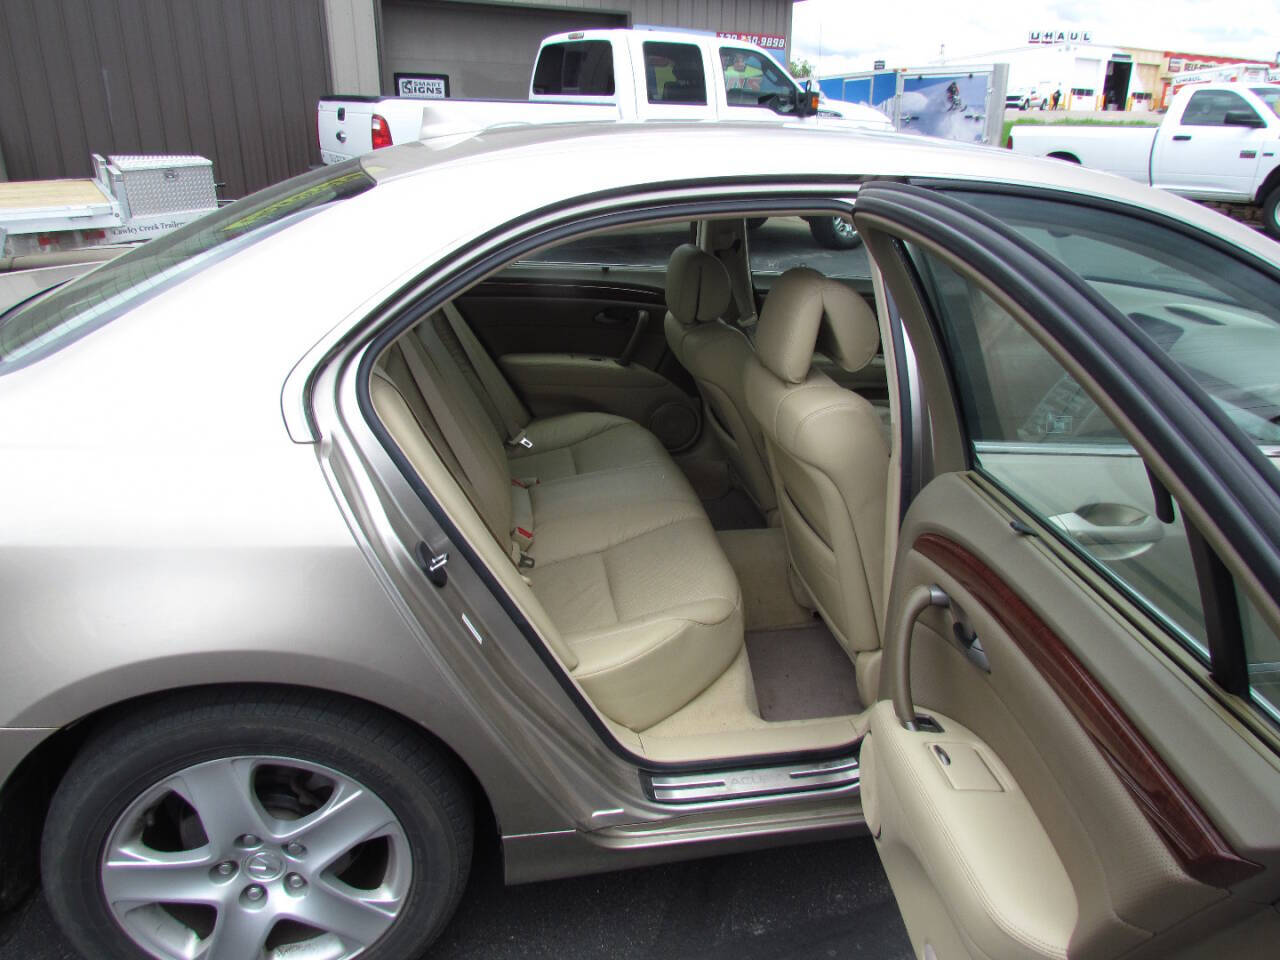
(1181, 89), (1259, 126)
(643, 42), (707, 105)
(0, 162), (374, 372)
(1250, 86), (1280, 117)
(532, 41), (615, 96)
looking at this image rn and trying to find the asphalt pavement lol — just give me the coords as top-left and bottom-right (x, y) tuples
(0, 835), (912, 960)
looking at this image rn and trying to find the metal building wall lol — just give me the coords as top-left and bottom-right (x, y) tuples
(470, 0), (793, 38)
(0, 0), (332, 199)
(378, 0), (794, 99)
(382, 1), (626, 98)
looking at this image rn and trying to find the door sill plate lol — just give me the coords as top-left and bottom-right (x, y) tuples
(646, 755), (860, 804)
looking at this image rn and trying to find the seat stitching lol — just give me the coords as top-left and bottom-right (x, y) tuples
(531, 511), (711, 564)
(596, 550), (620, 627)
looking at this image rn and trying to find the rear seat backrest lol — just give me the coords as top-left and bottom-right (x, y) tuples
(374, 304), (744, 732)
(395, 313), (514, 549)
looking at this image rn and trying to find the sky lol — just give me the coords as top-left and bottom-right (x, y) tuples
(790, 0), (1280, 75)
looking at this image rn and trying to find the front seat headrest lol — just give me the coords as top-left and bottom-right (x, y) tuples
(755, 267), (879, 384)
(665, 244), (731, 326)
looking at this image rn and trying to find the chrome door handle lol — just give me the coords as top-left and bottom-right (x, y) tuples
(1049, 504), (1163, 561)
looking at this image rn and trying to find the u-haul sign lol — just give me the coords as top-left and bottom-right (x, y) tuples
(1028, 30), (1092, 44)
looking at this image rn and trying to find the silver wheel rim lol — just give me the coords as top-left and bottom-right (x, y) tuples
(100, 756), (412, 960)
(831, 217), (857, 241)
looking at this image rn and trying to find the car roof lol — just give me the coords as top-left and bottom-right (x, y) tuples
(358, 120), (1276, 264)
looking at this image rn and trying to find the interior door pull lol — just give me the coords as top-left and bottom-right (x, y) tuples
(617, 310), (649, 367)
(890, 584), (951, 730)
(593, 311), (627, 325)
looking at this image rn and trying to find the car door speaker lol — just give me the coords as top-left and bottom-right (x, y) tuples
(648, 401), (699, 452)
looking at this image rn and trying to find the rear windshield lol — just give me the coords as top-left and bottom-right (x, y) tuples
(532, 41), (615, 96)
(0, 161), (375, 373)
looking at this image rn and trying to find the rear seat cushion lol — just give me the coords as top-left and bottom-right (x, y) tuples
(530, 507), (742, 731)
(378, 310), (745, 733)
(507, 411), (669, 482)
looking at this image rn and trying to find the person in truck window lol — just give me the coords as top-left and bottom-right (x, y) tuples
(724, 51), (762, 90)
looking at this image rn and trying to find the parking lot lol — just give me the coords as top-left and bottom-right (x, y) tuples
(0, 836), (911, 960)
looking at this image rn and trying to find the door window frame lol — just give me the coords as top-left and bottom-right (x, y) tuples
(855, 180), (1280, 732)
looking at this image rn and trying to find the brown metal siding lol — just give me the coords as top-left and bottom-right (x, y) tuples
(381, 1), (627, 98)
(434, 1), (792, 44)
(0, 0), (331, 199)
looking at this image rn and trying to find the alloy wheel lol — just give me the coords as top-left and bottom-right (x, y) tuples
(99, 755), (412, 960)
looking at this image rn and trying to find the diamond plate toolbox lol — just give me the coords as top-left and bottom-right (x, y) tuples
(105, 155), (217, 217)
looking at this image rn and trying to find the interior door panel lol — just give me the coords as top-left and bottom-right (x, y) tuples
(864, 702), (1077, 960)
(853, 183), (1280, 959)
(497, 353), (701, 450)
(873, 474), (1254, 958)
(456, 276), (702, 450)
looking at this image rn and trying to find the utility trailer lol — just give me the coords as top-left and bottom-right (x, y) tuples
(0, 153), (217, 259)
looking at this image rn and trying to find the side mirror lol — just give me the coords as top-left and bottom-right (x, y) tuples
(794, 83), (820, 117)
(1223, 110), (1264, 128)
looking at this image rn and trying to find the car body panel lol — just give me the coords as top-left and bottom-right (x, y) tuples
(3, 122), (1279, 906)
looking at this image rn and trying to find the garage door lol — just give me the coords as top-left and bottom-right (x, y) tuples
(0, 0), (330, 199)
(381, 1), (627, 99)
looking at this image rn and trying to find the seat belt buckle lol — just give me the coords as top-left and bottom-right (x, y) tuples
(507, 430), (534, 449)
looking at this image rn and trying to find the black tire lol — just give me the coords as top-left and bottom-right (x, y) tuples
(42, 689), (473, 960)
(1262, 185), (1280, 241)
(807, 215), (862, 250)
(746, 217), (768, 230)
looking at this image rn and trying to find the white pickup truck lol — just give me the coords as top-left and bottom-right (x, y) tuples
(318, 29), (892, 248)
(1009, 82), (1280, 238)
(318, 28), (892, 159)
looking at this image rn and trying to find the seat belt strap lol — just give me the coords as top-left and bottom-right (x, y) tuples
(442, 303), (530, 442)
(398, 333), (510, 549)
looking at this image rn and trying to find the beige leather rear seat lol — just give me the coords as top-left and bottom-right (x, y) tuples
(372, 309), (743, 731)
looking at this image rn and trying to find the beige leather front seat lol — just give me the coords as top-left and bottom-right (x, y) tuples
(663, 244), (776, 515)
(745, 267), (888, 657)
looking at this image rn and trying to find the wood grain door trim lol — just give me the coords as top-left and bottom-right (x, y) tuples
(915, 532), (1261, 888)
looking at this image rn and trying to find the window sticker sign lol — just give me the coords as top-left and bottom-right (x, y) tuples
(717, 32), (786, 65)
(716, 31), (785, 51)
(394, 73), (449, 99)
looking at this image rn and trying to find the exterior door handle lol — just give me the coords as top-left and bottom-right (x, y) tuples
(1049, 504), (1163, 561)
(1172, 134), (1191, 141)
(336, 130), (347, 143)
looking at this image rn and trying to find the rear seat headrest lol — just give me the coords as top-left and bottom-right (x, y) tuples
(755, 267), (879, 384)
(665, 244), (731, 326)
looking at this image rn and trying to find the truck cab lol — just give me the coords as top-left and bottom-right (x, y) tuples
(531, 29), (892, 129)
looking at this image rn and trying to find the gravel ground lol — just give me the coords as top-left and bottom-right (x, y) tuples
(0, 835), (911, 960)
